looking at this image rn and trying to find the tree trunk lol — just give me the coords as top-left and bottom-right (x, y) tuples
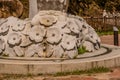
(29, 0), (69, 18)
(29, 0), (38, 19)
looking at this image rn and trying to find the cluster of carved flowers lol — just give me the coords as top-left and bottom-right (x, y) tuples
(0, 11), (101, 58)
(7, 33), (21, 46)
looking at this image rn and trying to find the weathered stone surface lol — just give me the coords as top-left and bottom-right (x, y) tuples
(0, 11), (101, 58)
(4, 44), (16, 57)
(0, 37), (5, 53)
(0, 23), (9, 35)
(31, 14), (41, 25)
(7, 33), (21, 46)
(39, 15), (57, 26)
(61, 34), (76, 50)
(29, 25), (45, 43)
(67, 19), (80, 34)
(52, 45), (64, 58)
(46, 27), (62, 44)
(20, 35), (32, 47)
(83, 41), (95, 52)
(25, 44), (44, 57)
(65, 49), (78, 58)
(12, 20), (25, 31)
(14, 46), (24, 57)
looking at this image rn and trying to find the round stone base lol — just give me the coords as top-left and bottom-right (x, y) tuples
(0, 44), (120, 75)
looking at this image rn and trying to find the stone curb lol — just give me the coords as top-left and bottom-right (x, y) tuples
(0, 44), (120, 75)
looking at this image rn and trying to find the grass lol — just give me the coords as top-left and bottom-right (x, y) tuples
(97, 30), (120, 36)
(78, 46), (87, 54)
(97, 31), (113, 36)
(0, 74), (38, 80)
(0, 67), (110, 79)
(54, 67), (110, 77)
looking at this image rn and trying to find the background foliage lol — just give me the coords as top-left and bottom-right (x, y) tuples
(2, 0), (120, 18)
(68, 0), (120, 17)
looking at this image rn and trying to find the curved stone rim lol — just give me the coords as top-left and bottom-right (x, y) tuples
(0, 44), (119, 75)
(0, 45), (112, 61)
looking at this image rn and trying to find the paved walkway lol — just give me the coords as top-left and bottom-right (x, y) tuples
(100, 34), (120, 46)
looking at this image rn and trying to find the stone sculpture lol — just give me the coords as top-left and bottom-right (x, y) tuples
(0, 0), (101, 58)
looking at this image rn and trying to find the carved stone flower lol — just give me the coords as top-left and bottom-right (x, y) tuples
(0, 23), (9, 35)
(14, 46), (24, 57)
(20, 35), (32, 47)
(46, 27), (62, 44)
(67, 19), (79, 34)
(39, 15), (57, 26)
(4, 44), (16, 57)
(7, 16), (18, 27)
(61, 34), (76, 50)
(52, 45), (64, 58)
(83, 41), (94, 52)
(7, 33), (21, 46)
(12, 20), (25, 31)
(29, 25), (46, 43)
(65, 49), (78, 59)
(25, 44), (44, 57)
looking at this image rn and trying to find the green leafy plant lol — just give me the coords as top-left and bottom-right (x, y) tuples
(78, 46), (87, 54)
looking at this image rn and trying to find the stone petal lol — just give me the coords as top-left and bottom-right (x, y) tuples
(74, 19), (83, 29)
(62, 27), (71, 34)
(37, 44), (44, 57)
(57, 15), (67, 22)
(25, 45), (36, 57)
(14, 46), (24, 57)
(54, 21), (67, 29)
(7, 16), (18, 27)
(45, 44), (54, 57)
(61, 34), (76, 50)
(67, 19), (79, 34)
(4, 44), (16, 57)
(25, 44), (43, 57)
(12, 20), (25, 31)
(0, 18), (7, 25)
(83, 41), (95, 52)
(46, 27), (62, 44)
(65, 49), (78, 58)
(20, 35), (32, 47)
(81, 24), (89, 35)
(29, 25), (45, 43)
(39, 15), (57, 26)
(0, 23), (9, 35)
(0, 37), (5, 53)
(52, 45), (64, 58)
(7, 33), (21, 46)
(21, 22), (31, 35)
